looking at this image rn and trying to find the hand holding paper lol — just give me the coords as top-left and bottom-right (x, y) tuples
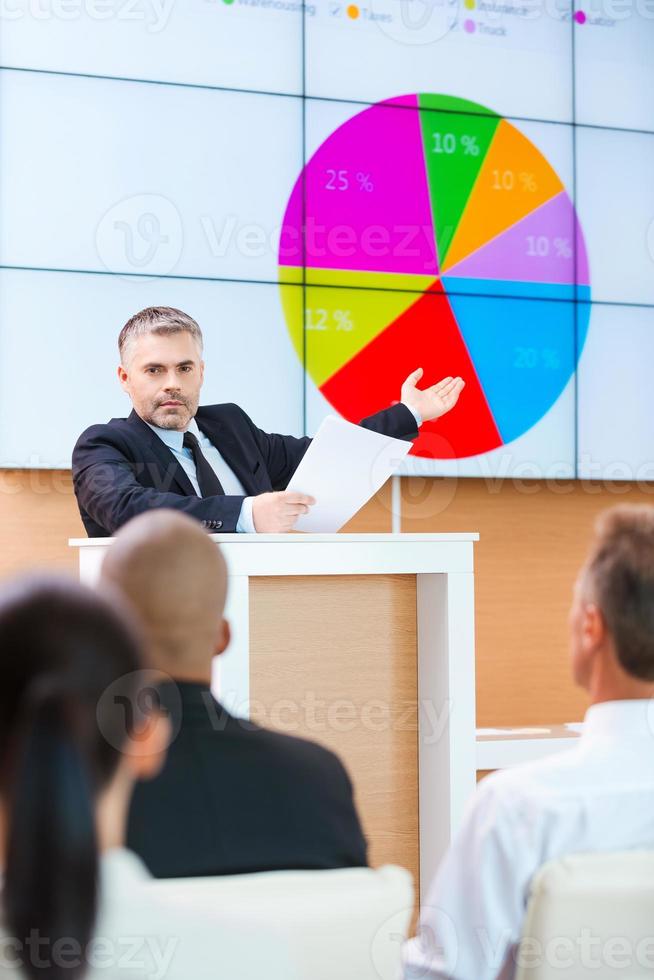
(286, 416), (412, 533)
(251, 489), (316, 533)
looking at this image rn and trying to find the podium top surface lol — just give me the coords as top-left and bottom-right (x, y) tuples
(70, 532), (479, 578)
(69, 532), (479, 548)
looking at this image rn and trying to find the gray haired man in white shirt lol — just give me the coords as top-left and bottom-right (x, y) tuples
(404, 503), (654, 980)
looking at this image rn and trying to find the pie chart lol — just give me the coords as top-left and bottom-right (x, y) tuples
(278, 94), (591, 459)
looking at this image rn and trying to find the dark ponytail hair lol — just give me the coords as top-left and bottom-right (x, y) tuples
(0, 577), (146, 980)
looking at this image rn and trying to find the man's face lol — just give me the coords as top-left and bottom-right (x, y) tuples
(118, 330), (204, 431)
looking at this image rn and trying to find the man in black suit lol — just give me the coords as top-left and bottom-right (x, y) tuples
(72, 306), (464, 536)
(102, 508), (368, 877)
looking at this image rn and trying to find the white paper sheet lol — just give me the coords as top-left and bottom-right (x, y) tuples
(286, 415), (412, 533)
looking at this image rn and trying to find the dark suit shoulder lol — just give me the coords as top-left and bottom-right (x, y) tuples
(73, 418), (128, 450)
(72, 417), (140, 461)
(196, 402), (254, 426)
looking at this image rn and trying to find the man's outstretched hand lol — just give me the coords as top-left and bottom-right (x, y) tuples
(401, 369), (465, 423)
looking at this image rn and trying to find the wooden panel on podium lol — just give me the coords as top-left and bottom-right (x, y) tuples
(249, 574), (419, 890)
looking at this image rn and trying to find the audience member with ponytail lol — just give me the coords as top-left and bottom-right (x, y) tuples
(0, 576), (278, 980)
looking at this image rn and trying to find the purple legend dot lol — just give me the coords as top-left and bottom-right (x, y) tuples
(464, 18), (476, 31)
(574, 10), (586, 23)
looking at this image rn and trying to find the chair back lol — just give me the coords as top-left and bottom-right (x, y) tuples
(150, 864), (414, 980)
(515, 851), (654, 980)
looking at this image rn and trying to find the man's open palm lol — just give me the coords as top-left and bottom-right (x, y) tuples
(401, 369), (465, 423)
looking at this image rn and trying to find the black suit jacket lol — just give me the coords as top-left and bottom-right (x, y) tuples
(127, 682), (368, 878)
(72, 402), (418, 536)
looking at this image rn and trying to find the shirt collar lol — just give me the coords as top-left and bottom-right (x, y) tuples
(146, 416), (200, 452)
(582, 699), (654, 741)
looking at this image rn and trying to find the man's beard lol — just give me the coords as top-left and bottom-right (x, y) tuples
(146, 396), (196, 431)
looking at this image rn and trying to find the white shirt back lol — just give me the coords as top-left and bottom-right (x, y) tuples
(404, 699), (654, 980)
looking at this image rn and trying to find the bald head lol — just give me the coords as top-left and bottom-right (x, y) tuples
(100, 511), (229, 680)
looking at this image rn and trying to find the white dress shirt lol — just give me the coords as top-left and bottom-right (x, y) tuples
(146, 418), (256, 532)
(404, 699), (654, 980)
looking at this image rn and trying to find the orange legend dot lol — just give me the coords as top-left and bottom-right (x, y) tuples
(346, 4), (360, 17)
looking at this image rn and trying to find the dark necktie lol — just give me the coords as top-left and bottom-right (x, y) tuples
(182, 431), (224, 497)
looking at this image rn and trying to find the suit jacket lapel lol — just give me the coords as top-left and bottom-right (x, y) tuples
(195, 411), (267, 495)
(127, 411), (199, 497)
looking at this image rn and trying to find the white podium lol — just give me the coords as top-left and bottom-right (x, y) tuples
(70, 531), (479, 898)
